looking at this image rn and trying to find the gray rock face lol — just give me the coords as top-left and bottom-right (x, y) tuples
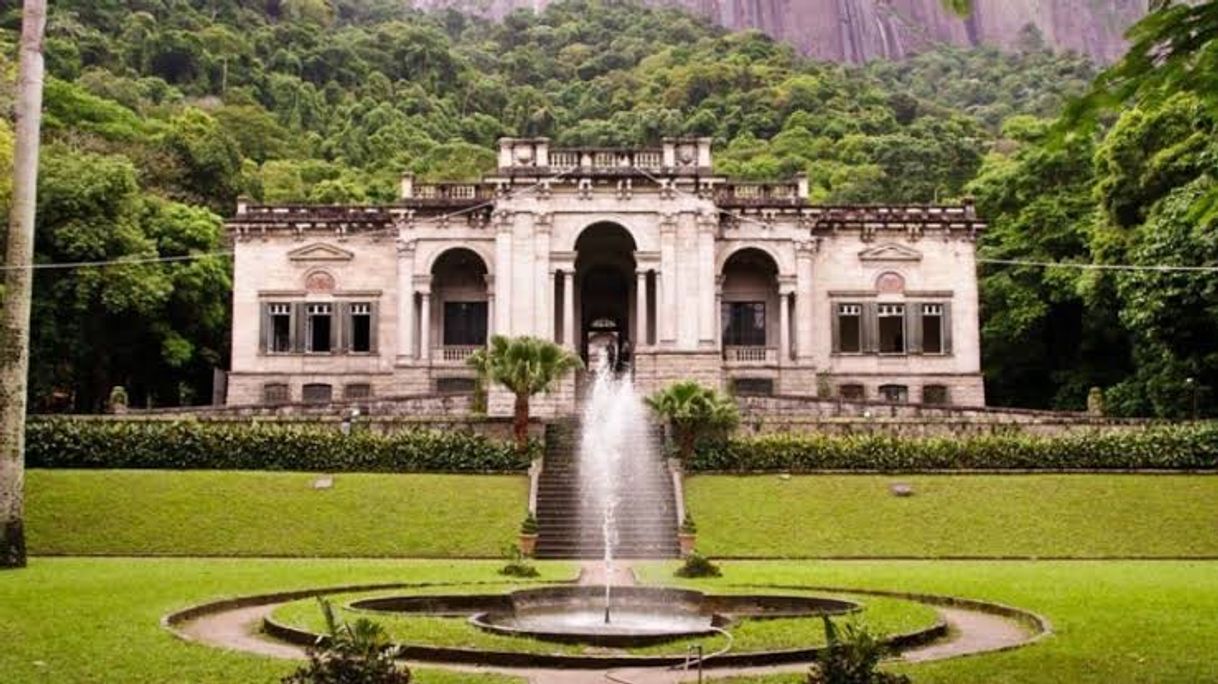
(413, 0), (1149, 63)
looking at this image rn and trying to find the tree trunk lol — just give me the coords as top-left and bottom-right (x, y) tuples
(512, 392), (530, 454)
(678, 427), (696, 462)
(0, 0), (47, 570)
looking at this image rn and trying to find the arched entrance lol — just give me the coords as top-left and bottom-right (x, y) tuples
(720, 247), (781, 362)
(429, 248), (489, 361)
(575, 222), (636, 367)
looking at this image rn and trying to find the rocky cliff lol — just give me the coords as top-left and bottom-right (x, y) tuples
(415, 0), (1149, 63)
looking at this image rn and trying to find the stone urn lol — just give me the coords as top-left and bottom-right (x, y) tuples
(678, 531), (697, 558)
(519, 513), (539, 557)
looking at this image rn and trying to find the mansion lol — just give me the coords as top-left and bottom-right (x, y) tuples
(225, 137), (986, 411)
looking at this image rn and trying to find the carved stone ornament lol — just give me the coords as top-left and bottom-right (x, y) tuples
(875, 271), (905, 294)
(305, 270), (337, 293)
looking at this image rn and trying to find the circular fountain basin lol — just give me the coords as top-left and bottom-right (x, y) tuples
(350, 586), (860, 648)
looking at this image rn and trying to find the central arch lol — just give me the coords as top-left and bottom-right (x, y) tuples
(574, 222), (637, 365)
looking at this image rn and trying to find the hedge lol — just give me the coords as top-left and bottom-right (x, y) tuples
(25, 419), (532, 472)
(689, 424), (1218, 471)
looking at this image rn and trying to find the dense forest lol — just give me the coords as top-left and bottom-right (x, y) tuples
(0, 0), (1214, 417)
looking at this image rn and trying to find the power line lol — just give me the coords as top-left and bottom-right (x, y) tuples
(979, 258), (1218, 273)
(0, 251), (233, 272)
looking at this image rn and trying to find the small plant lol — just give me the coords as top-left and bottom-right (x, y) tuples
(674, 550), (721, 578)
(806, 617), (910, 684)
(520, 513), (539, 535)
(499, 543), (540, 578)
(282, 598), (411, 684)
(680, 514), (697, 534)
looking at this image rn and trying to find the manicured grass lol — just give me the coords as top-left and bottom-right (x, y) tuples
(635, 560), (1218, 683)
(26, 470), (527, 557)
(0, 558), (574, 684)
(272, 585), (938, 656)
(685, 474), (1218, 557)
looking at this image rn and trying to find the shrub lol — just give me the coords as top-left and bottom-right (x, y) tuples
(499, 544), (540, 578)
(807, 617), (909, 684)
(674, 550), (721, 578)
(680, 514), (697, 534)
(690, 424), (1218, 472)
(25, 419), (533, 472)
(282, 598), (410, 684)
(520, 513), (539, 535)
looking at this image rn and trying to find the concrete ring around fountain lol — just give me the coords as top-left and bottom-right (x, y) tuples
(164, 581), (1051, 676)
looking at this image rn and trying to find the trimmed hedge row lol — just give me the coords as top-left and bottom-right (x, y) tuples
(689, 424), (1218, 471)
(26, 419), (532, 472)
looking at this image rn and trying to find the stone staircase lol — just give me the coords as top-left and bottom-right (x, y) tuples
(533, 419), (680, 559)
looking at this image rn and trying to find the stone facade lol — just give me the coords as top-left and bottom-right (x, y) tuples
(225, 138), (986, 414)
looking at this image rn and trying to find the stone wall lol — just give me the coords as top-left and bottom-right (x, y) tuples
(735, 394), (1155, 437)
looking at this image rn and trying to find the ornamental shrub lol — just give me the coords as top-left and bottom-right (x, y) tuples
(690, 424), (1218, 472)
(25, 419), (532, 472)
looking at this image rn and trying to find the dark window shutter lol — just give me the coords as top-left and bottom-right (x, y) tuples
(292, 302), (306, 353)
(942, 302), (953, 354)
(862, 302), (878, 353)
(258, 304), (269, 354)
(908, 301), (923, 354)
(831, 304), (841, 352)
(369, 302), (379, 353)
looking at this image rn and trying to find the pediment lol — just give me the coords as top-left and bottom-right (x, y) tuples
(858, 243), (922, 262)
(288, 243), (354, 262)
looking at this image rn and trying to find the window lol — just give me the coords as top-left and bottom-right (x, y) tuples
(732, 377), (774, 397)
(922, 304), (944, 354)
(443, 302), (488, 346)
(262, 383), (290, 404)
(344, 383), (372, 400)
(836, 304), (862, 353)
(839, 384), (865, 401)
(436, 377), (477, 393)
(302, 383), (333, 404)
(306, 303), (333, 353)
(349, 303), (372, 353)
(922, 385), (949, 405)
(879, 384), (909, 403)
(267, 304), (292, 353)
(878, 304), (905, 354)
(722, 301), (766, 347)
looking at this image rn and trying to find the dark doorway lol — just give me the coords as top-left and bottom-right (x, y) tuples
(574, 223), (636, 366)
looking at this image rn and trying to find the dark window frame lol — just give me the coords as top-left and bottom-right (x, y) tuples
(879, 384), (909, 403)
(837, 303), (862, 353)
(722, 301), (767, 347)
(349, 302), (373, 353)
(302, 383), (333, 404)
(306, 303), (333, 353)
(878, 303), (906, 355)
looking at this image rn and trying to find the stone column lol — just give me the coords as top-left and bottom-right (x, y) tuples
(534, 213), (552, 336)
(714, 275), (724, 348)
(417, 276), (432, 362)
(779, 285), (794, 365)
(494, 211), (512, 336)
(562, 270), (575, 349)
(659, 215), (678, 344)
(795, 240), (816, 363)
(396, 239), (416, 361)
(485, 274), (495, 340)
(636, 269), (648, 347)
(697, 212), (717, 347)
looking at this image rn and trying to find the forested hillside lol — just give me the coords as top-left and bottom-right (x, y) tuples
(0, 0), (1214, 417)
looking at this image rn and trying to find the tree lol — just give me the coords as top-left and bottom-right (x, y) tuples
(1, 0), (48, 570)
(467, 336), (582, 452)
(646, 381), (739, 462)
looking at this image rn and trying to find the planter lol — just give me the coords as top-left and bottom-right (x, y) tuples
(678, 532), (696, 558)
(519, 533), (538, 557)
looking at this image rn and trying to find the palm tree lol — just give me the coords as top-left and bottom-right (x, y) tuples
(467, 335), (582, 453)
(1, 0), (48, 570)
(646, 381), (739, 463)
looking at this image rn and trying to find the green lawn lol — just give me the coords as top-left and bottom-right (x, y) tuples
(271, 585), (938, 656)
(634, 560), (1218, 683)
(26, 470), (527, 557)
(685, 474), (1218, 557)
(0, 558), (574, 684)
